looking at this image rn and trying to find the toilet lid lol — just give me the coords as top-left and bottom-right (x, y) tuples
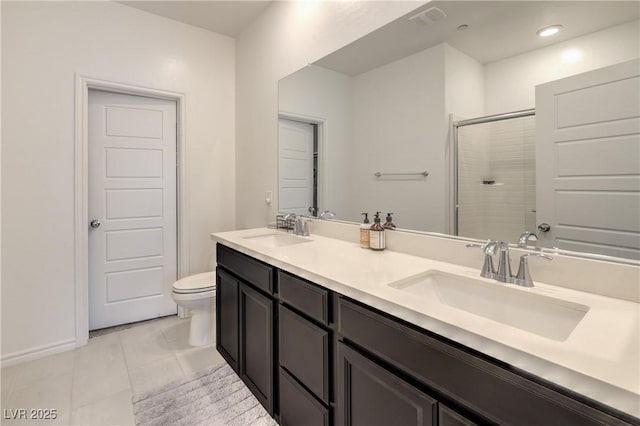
(172, 271), (216, 294)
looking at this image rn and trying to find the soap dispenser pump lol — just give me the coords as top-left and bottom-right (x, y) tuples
(360, 213), (371, 248)
(383, 212), (396, 230)
(369, 212), (386, 251)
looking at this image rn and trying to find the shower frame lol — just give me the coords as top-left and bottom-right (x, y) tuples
(452, 108), (536, 236)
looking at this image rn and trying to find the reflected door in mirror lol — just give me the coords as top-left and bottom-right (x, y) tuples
(278, 118), (317, 216)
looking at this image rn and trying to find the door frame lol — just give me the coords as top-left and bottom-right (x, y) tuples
(74, 75), (189, 346)
(278, 111), (328, 215)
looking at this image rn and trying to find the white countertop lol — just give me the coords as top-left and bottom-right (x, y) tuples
(211, 228), (640, 418)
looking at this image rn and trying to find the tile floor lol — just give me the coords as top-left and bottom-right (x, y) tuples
(1, 315), (226, 425)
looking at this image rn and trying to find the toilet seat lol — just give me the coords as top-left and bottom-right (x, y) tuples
(172, 272), (215, 294)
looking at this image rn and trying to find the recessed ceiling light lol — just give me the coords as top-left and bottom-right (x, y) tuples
(537, 24), (563, 37)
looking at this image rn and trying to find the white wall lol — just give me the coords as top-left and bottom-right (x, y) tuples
(235, 1), (426, 229)
(1, 1), (235, 360)
(278, 65), (354, 217)
(485, 19), (640, 114)
(444, 44), (485, 120)
(349, 44), (447, 231)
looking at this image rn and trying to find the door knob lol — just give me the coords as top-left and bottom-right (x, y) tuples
(537, 223), (551, 232)
(90, 219), (101, 229)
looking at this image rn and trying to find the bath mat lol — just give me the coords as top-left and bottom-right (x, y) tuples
(132, 362), (277, 426)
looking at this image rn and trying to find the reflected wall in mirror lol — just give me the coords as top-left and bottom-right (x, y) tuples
(278, 1), (640, 260)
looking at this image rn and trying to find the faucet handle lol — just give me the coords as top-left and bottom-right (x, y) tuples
(466, 242), (496, 279)
(512, 253), (552, 287)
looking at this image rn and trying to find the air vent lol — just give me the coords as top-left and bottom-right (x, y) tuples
(409, 7), (447, 25)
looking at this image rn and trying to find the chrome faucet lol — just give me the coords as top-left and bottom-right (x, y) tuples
(518, 231), (538, 247)
(467, 240), (552, 287)
(319, 210), (336, 220)
(283, 213), (309, 236)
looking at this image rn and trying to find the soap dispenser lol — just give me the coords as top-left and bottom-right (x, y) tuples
(383, 213), (396, 230)
(360, 213), (371, 248)
(369, 212), (386, 251)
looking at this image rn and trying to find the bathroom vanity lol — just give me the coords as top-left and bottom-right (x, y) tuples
(212, 227), (640, 426)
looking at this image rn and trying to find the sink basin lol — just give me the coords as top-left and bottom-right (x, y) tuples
(389, 270), (589, 342)
(242, 232), (311, 248)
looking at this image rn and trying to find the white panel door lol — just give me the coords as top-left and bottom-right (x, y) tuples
(536, 59), (640, 259)
(278, 118), (314, 215)
(89, 90), (177, 330)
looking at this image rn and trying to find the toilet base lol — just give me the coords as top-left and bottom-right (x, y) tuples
(189, 309), (213, 347)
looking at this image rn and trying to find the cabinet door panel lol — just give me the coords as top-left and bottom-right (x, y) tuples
(240, 282), (274, 414)
(439, 406), (477, 426)
(280, 368), (329, 426)
(279, 305), (330, 403)
(337, 342), (437, 426)
(216, 268), (238, 371)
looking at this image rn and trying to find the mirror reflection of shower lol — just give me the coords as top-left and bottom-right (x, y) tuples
(454, 110), (536, 243)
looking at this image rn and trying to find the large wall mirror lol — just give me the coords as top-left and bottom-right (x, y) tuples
(278, 1), (640, 261)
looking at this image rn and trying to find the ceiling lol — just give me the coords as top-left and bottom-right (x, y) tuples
(316, 1), (640, 76)
(119, 1), (272, 37)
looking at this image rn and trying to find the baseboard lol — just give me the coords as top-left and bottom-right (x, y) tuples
(0, 338), (76, 368)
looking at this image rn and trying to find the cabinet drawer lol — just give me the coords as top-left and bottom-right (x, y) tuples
(279, 305), (330, 403)
(279, 368), (329, 426)
(338, 297), (628, 426)
(217, 244), (274, 294)
(278, 270), (329, 325)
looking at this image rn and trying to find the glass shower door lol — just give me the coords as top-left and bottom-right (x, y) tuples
(455, 113), (536, 243)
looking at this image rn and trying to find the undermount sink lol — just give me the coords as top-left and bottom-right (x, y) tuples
(242, 232), (311, 248)
(389, 270), (589, 342)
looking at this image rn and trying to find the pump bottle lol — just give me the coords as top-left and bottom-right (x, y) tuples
(369, 212), (386, 251)
(383, 213), (396, 230)
(360, 213), (371, 248)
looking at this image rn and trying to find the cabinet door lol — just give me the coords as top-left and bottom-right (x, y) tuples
(216, 268), (238, 371)
(336, 342), (437, 426)
(279, 304), (330, 403)
(239, 282), (274, 414)
(438, 406), (476, 426)
(280, 368), (329, 426)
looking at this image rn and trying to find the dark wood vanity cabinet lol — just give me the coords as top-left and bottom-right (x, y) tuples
(216, 245), (276, 415)
(216, 244), (637, 426)
(336, 297), (635, 426)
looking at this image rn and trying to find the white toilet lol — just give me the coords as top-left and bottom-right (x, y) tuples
(171, 272), (216, 347)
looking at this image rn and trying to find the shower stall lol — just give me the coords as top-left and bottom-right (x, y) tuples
(454, 110), (536, 243)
